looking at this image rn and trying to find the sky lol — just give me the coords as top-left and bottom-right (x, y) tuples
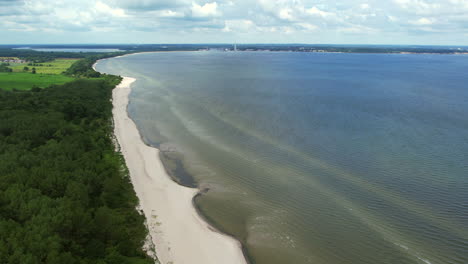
(1, 0), (468, 45)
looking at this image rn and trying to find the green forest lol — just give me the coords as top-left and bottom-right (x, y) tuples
(0, 49), (125, 63)
(0, 58), (154, 263)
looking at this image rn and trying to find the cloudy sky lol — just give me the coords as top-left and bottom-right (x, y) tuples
(1, 0), (468, 45)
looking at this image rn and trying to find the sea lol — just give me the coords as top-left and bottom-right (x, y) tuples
(96, 51), (468, 264)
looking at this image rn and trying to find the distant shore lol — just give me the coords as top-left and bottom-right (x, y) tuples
(103, 61), (247, 264)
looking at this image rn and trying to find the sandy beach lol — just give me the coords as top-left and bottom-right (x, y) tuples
(112, 76), (247, 264)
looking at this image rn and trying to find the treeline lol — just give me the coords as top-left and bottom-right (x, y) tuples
(0, 77), (153, 263)
(0, 63), (12, 72)
(0, 44), (220, 53)
(0, 49), (87, 63)
(0, 49), (126, 64)
(65, 54), (126, 78)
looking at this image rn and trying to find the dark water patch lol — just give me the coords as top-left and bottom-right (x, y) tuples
(159, 150), (197, 188)
(140, 134), (161, 148)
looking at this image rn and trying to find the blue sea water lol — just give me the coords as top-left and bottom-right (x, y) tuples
(96, 51), (468, 264)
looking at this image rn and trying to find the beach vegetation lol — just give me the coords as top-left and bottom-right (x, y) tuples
(65, 56), (103, 77)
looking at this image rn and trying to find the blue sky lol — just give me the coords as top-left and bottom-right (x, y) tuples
(1, 0), (468, 45)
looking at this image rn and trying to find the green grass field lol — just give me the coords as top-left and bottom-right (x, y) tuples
(10, 58), (79, 74)
(0, 72), (75, 90)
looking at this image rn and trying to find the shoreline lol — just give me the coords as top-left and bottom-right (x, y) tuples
(109, 73), (247, 264)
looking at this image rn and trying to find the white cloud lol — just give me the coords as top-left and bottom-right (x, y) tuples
(409, 17), (434, 25)
(306, 6), (335, 18)
(360, 3), (370, 10)
(152, 9), (184, 18)
(392, 0), (468, 15)
(297, 22), (318, 31)
(449, 0), (468, 8)
(191, 2), (219, 18)
(110, 0), (190, 11)
(95, 1), (126, 17)
(338, 25), (378, 34)
(0, 0), (468, 44)
(393, 0), (441, 11)
(223, 19), (255, 32)
(278, 8), (294, 21)
(387, 15), (398, 22)
(1, 20), (36, 32)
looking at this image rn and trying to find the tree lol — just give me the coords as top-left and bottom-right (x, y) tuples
(0, 63), (12, 73)
(0, 77), (152, 263)
(23, 66), (29, 71)
(31, 68), (36, 74)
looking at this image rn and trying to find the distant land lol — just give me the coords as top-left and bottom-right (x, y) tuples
(1, 44), (468, 54)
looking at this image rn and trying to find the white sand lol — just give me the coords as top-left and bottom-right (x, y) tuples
(112, 77), (247, 264)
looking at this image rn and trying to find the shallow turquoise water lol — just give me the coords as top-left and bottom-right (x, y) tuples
(97, 52), (468, 264)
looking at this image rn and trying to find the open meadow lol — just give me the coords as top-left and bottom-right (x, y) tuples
(0, 58), (83, 90)
(10, 58), (79, 74)
(0, 72), (75, 90)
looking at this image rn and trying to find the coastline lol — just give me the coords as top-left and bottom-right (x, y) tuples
(110, 74), (247, 264)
